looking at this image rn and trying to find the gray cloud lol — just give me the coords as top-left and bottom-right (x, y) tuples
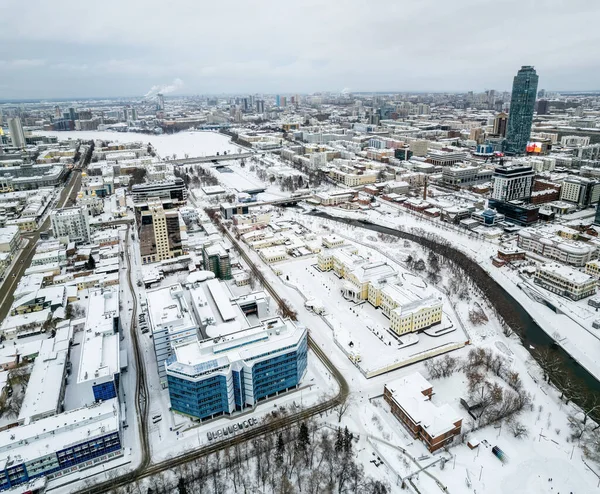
(0, 0), (599, 98)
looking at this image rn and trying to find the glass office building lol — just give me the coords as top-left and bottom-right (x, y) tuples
(505, 66), (539, 155)
(166, 318), (308, 421)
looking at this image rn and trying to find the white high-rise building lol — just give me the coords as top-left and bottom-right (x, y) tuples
(8, 117), (25, 149)
(491, 165), (534, 202)
(50, 207), (91, 244)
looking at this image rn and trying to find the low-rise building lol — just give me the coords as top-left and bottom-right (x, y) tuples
(0, 226), (19, 255)
(517, 229), (596, 266)
(0, 399), (122, 492)
(260, 246), (287, 263)
(586, 260), (600, 278)
(534, 262), (597, 300)
(384, 372), (462, 452)
(322, 235), (345, 248)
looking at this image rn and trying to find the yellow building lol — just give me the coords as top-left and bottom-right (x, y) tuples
(329, 169), (378, 187)
(322, 235), (345, 249)
(8, 218), (37, 232)
(586, 260), (600, 278)
(317, 251), (333, 271)
(390, 298), (443, 335)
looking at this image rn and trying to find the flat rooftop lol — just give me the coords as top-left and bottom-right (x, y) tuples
(147, 283), (196, 333)
(77, 287), (120, 384)
(168, 317), (305, 377)
(0, 399), (119, 466)
(18, 325), (72, 424)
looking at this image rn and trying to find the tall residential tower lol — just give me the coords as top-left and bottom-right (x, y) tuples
(505, 66), (539, 155)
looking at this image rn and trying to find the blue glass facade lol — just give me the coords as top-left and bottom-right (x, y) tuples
(166, 327), (308, 421)
(0, 432), (121, 492)
(253, 336), (307, 401)
(167, 374), (230, 419)
(93, 379), (117, 402)
(505, 66), (539, 155)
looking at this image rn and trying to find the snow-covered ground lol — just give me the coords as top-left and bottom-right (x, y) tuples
(275, 253), (468, 378)
(35, 130), (241, 158)
(309, 201), (600, 384)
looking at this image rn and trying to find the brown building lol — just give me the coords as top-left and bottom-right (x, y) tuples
(136, 198), (183, 264)
(384, 373), (462, 452)
(497, 248), (526, 263)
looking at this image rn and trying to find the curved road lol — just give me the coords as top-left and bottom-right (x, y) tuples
(79, 220), (349, 493)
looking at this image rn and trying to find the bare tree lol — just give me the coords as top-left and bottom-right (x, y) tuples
(335, 394), (353, 423)
(507, 419), (529, 439)
(532, 347), (565, 384)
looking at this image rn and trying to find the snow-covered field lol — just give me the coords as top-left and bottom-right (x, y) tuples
(310, 201), (600, 383)
(35, 130), (241, 158)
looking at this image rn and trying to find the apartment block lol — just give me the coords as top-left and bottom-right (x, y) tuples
(534, 262), (596, 300)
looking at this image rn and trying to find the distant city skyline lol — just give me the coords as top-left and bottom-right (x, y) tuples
(1, 0), (599, 99)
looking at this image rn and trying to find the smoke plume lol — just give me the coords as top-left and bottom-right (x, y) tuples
(144, 78), (184, 99)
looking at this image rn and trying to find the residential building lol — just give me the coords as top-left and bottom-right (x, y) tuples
(50, 207), (91, 244)
(517, 229), (596, 266)
(166, 317), (307, 421)
(505, 66), (539, 154)
(136, 198), (183, 264)
(585, 260), (600, 278)
(202, 243), (232, 279)
(534, 262), (596, 300)
(0, 163), (67, 191)
(17, 325), (71, 425)
(384, 373), (462, 452)
(560, 177), (600, 208)
(491, 165), (534, 202)
(492, 112), (508, 137)
(0, 226), (19, 255)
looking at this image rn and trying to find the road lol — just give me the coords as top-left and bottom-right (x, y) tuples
(124, 226), (150, 472)
(79, 217), (349, 494)
(0, 170), (82, 322)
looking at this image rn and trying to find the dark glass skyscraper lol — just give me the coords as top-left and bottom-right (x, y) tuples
(505, 66), (539, 155)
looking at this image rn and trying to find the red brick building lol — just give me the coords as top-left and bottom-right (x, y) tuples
(384, 373), (462, 452)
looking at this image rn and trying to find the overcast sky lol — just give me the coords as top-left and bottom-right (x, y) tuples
(1, 0), (599, 99)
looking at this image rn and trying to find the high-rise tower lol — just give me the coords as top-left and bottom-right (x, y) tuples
(7, 117), (25, 149)
(505, 66), (539, 155)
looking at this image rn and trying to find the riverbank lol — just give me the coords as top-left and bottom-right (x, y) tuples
(310, 207), (600, 393)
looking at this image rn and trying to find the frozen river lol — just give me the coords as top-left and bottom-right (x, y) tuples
(34, 130), (242, 159)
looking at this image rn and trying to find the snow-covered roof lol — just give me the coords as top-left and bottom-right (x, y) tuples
(385, 372), (461, 438)
(167, 317), (305, 379)
(536, 262), (596, 286)
(77, 287), (120, 385)
(0, 399), (119, 466)
(18, 325), (72, 424)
